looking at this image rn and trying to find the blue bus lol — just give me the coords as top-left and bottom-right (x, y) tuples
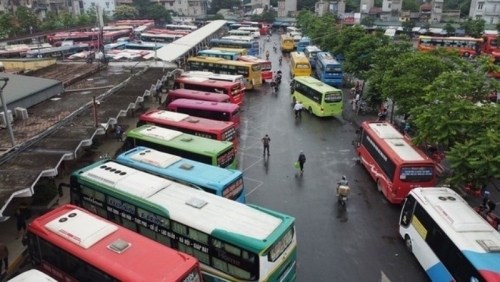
(197, 49), (239, 60)
(125, 42), (162, 51)
(304, 45), (322, 69)
(104, 42), (127, 51)
(315, 52), (343, 87)
(296, 37), (311, 52)
(116, 146), (246, 203)
(210, 38), (259, 56)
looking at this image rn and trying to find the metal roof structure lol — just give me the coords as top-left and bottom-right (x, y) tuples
(0, 73), (62, 108)
(143, 20), (227, 61)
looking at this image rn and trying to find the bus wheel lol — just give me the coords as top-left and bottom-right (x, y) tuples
(308, 107), (313, 114)
(377, 180), (382, 192)
(405, 235), (412, 253)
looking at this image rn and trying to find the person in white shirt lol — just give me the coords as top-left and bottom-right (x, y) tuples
(294, 101), (303, 118)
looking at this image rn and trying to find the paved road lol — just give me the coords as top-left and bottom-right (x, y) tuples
(239, 34), (428, 282)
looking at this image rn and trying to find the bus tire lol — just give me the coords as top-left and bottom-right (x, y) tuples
(405, 235), (412, 253)
(377, 180), (382, 192)
(308, 107), (313, 114)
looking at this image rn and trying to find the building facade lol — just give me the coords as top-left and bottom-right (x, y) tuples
(315, 0), (345, 17)
(469, 0), (500, 24)
(162, 0), (208, 17)
(82, 0), (115, 16)
(277, 0), (296, 17)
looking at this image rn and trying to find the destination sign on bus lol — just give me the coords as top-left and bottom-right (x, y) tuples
(222, 127), (237, 141)
(183, 269), (200, 282)
(217, 149), (236, 167)
(400, 167), (434, 181)
(222, 178), (243, 199)
(268, 228), (294, 262)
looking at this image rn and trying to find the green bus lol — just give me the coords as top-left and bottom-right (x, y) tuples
(290, 76), (343, 117)
(124, 125), (237, 169)
(69, 161), (297, 282)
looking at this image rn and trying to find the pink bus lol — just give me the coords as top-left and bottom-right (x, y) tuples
(165, 89), (230, 106)
(167, 99), (241, 129)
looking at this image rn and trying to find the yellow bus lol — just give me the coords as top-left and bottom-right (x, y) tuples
(187, 56), (262, 89)
(290, 52), (312, 77)
(280, 35), (294, 52)
(211, 47), (248, 56)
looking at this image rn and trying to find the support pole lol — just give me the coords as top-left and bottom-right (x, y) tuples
(0, 77), (15, 147)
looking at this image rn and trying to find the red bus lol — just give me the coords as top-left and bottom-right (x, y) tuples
(355, 121), (436, 204)
(241, 21), (268, 35)
(164, 89), (230, 106)
(115, 19), (154, 26)
(167, 98), (241, 129)
(417, 36), (483, 57)
(238, 55), (272, 81)
(25, 205), (201, 282)
(48, 32), (99, 47)
(148, 29), (190, 36)
(137, 109), (238, 150)
(173, 76), (244, 105)
(103, 30), (131, 44)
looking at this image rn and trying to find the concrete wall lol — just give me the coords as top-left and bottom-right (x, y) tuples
(0, 59), (57, 72)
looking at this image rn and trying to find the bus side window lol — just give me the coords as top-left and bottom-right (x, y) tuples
(400, 195), (416, 227)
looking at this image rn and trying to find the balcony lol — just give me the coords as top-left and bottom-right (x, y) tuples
(483, 8), (500, 15)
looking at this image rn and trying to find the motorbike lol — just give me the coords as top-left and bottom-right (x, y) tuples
(276, 74), (282, 84)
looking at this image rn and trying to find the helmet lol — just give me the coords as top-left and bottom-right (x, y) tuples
(342, 175), (346, 180)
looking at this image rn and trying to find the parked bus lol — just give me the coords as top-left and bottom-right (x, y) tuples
(286, 26), (302, 35)
(101, 25), (133, 32)
(228, 29), (252, 37)
(210, 47), (248, 56)
(140, 33), (182, 44)
(104, 42), (127, 51)
(417, 36), (483, 57)
(280, 35), (295, 53)
(290, 76), (342, 117)
(167, 98), (241, 129)
(103, 30), (131, 44)
(180, 71), (246, 92)
(25, 45), (90, 58)
(210, 39), (259, 56)
(355, 121), (437, 203)
(238, 55), (272, 81)
(237, 26), (260, 38)
(25, 204), (201, 281)
(124, 125), (237, 169)
(304, 45), (322, 69)
(164, 88), (230, 105)
(315, 52), (343, 87)
(8, 270), (57, 282)
(296, 37), (311, 52)
(165, 24), (197, 32)
(290, 52), (312, 77)
(221, 35), (255, 43)
(197, 49), (240, 60)
(48, 32), (99, 47)
(399, 187), (500, 281)
(69, 163), (297, 282)
(187, 56), (262, 90)
(125, 42), (162, 51)
(137, 109), (238, 149)
(174, 77), (244, 105)
(116, 147), (245, 202)
(133, 24), (153, 37)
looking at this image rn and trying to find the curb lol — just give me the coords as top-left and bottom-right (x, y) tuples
(5, 247), (28, 278)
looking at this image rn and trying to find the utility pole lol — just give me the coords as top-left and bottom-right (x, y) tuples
(0, 77), (15, 147)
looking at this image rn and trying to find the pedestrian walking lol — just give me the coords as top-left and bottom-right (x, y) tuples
(115, 125), (122, 142)
(0, 241), (8, 274)
(298, 151), (306, 174)
(294, 101), (303, 118)
(15, 208), (26, 239)
(262, 134), (271, 156)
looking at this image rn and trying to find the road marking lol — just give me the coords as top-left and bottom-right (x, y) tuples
(244, 177), (264, 196)
(338, 149), (351, 153)
(381, 271), (391, 282)
(242, 158), (263, 172)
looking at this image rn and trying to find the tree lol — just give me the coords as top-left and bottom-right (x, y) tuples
(75, 13), (92, 26)
(40, 11), (61, 31)
(147, 4), (172, 23)
(460, 17), (485, 37)
(207, 13), (225, 20)
(402, 0), (420, 12)
(15, 6), (38, 33)
(0, 13), (19, 37)
(114, 5), (139, 20)
(444, 21), (456, 35)
(342, 33), (390, 79)
(401, 20), (415, 37)
(60, 12), (76, 28)
(86, 7), (109, 25)
(209, 0), (241, 14)
(360, 16), (376, 27)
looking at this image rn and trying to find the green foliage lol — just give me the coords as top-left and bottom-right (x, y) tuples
(460, 17), (485, 37)
(60, 12), (76, 28)
(86, 7), (110, 24)
(345, 0), (360, 13)
(207, 13), (225, 20)
(296, 0), (317, 10)
(131, 0), (171, 22)
(114, 5), (139, 20)
(401, 20), (415, 35)
(40, 11), (61, 31)
(75, 13), (92, 26)
(402, 0), (420, 12)
(444, 21), (456, 35)
(0, 13), (21, 37)
(209, 0), (241, 14)
(343, 32), (390, 79)
(360, 16), (376, 27)
(15, 6), (38, 33)
(251, 11), (276, 23)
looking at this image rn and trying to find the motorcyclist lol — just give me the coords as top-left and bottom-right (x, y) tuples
(337, 175), (349, 187)
(279, 55), (282, 65)
(265, 50), (270, 60)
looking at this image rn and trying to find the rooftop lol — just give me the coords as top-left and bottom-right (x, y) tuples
(0, 73), (61, 108)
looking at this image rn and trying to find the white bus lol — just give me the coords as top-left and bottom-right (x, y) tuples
(8, 270), (57, 282)
(286, 27), (302, 35)
(221, 36), (255, 43)
(399, 187), (500, 281)
(165, 24), (197, 32)
(237, 27), (260, 38)
(181, 71), (246, 90)
(140, 33), (182, 44)
(228, 29), (252, 37)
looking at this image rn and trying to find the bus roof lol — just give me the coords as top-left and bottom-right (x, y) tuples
(128, 125), (233, 152)
(117, 147), (241, 187)
(210, 47), (247, 52)
(418, 36), (483, 42)
(181, 71), (243, 80)
(141, 33), (180, 38)
(76, 161), (291, 252)
(141, 109), (234, 130)
(175, 76), (239, 86)
(294, 76), (341, 93)
(30, 205), (197, 280)
(168, 98), (240, 111)
(8, 270), (57, 282)
(411, 188), (500, 266)
(190, 56), (258, 66)
(281, 34), (293, 39)
(305, 45), (321, 52)
(367, 122), (426, 161)
(316, 52), (340, 64)
(239, 55), (268, 63)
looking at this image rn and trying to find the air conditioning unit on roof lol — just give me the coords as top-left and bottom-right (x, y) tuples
(0, 110), (13, 126)
(15, 107), (28, 120)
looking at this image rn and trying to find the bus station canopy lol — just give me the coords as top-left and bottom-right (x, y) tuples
(143, 20), (227, 62)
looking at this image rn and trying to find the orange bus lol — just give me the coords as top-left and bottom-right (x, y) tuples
(167, 98), (241, 129)
(25, 204), (201, 281)
(173, 76), (244, 105)
(355, 121), (437, 204)
(137, 109), (238, 150)
(417, 36), (483, 57)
